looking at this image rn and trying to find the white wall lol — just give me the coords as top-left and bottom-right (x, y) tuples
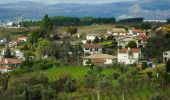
(84, 48), (102, 55)
(104, 59), (113, 64)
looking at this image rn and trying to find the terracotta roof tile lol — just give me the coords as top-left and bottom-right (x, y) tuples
(135, 34), (148, 40)
(133, 30), (145, 33)
(119, 48), (141, 53)
(0, 58), (23, 65)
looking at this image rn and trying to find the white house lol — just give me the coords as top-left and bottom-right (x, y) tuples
(1, 49), (24, 60)
(163, 51), (170, 62)
(13, 50), (24, 60)
(107, 28), (129, 37)
(129, 30), (146, 36)
(86, 34), (101, 41)
(82, 54), (116, 66)
(134, 34), (148, 48)
(0, 58), (23, 73)
(117, 34), (148, 48)
(117, 36), (137, 48)
(118, 48), (141, 64)
(83, 44), (103, 55)
(0, 66), (11, 73)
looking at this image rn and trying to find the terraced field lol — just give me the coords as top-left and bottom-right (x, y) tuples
(46, 66), (91, 82)
(46, 66), (115, 82)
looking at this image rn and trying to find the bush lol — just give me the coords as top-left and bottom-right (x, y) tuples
(149, 94), (165, 100)
(63, 77), (77, 92)
(147, 71), (153, 79)
(112, 72), (120, 80)
(166, 60), (170, 73)
(141, 62), (147, 69)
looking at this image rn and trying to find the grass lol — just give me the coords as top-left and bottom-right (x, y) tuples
(9, 66), (116, 86)
(46, 66), (90, 82)
(99, 41), (112, 45)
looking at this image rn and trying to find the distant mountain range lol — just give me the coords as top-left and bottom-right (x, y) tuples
(0, 0), (170, 21)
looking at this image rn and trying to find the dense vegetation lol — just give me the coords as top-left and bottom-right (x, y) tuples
(117, 17), (144, 23)
(21, 16), (116, 27)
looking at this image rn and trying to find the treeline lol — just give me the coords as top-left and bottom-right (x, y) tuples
(21, 16), (116, 27)
(117, 17), (144, 23)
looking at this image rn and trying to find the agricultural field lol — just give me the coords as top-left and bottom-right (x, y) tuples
(55, 24), (114, 35)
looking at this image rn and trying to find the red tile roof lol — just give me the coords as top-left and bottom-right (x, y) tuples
(119, 48), (141, 53)
(83, 44), (103, 49)
(18, 36), (28, 39)
(133, 30), (145, 33)
(0, 66), (10, 69)
(135, 34), (148, 40)
(0, 58), (23, 65)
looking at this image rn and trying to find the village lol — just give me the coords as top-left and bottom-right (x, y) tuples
(0, 15), (170, 99)
(0, 24), (168, 73)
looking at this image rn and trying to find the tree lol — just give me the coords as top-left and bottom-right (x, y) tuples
(125, 41), (137, 48)
(4, 47), (13, 58)
(112, 72), (120, 80)
(141, 22), (151, 30)
(66, 27), (77, 35)
(63, 77), (77, 92)
(166, 60), (170, 73)
(107, 35), (114, 40)
(40, 14), (53, 34)
(141, 62), (148, 69)
(93, 36), (100, 43)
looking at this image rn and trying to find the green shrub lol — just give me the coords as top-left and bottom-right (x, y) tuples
(112, 72), (120, 80)
(141, 62), (147, 69)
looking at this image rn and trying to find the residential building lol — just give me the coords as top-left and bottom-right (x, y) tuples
(9, 40), (20, 47)
(83, 44), (103, 55)
(134, 34), (148, 48)
(129, 30), (146, 36)
(18, 36), (28, 42)
(0, 58), (23, 73)
(86, 34), (101, 41)
(163, 51), (170, 62)
(117, 35), (148, 48)
(117, 36), (137, 48)
(117, 48), (141, 64)
(1, 49), (24, 60)
(82, 54), (116, 66)
(107, 28), (128, 37)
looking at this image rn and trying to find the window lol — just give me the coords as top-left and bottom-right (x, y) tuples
(95, 48), (98, 51)
(164, 53), (168, 55)
(85, 48), (89, 50)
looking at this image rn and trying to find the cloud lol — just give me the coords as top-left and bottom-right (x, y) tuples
(0, 0), (135, 4)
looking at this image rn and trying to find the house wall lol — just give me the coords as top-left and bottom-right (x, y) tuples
(118, 52), (141, 64)
(0, 69), (8, 73)
(83, 58), (113, 65)
(86, 35), (100, 41)
(83, 59), (89, 65)
(104, 59), (113, 64)
(84, 48), (102, 55)
(163, 51), (170, 62)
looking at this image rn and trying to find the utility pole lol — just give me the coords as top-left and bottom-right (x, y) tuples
(77, 39), (80, 67)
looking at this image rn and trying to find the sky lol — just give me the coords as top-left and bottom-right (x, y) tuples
(0, 0), (136, 4)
